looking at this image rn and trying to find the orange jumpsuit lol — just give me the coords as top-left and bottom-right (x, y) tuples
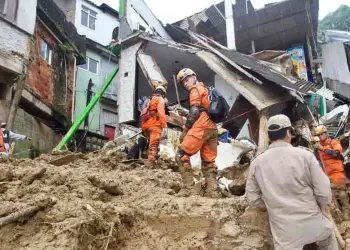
(141, 94), (167, 161)
(318, 137), (346, 187)
(180, 83), (218, 168)
(0, 130), (5, 153)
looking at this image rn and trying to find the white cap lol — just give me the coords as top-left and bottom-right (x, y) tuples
(0, 122), (6, 127)
(267, 115), (291, 131)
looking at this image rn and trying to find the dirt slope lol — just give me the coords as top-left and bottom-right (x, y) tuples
(0, 150), (271, 250)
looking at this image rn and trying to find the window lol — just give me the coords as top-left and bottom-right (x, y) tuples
(0, 0), (18, 21)
(0, 0), (6, 14)
(40, 40), (52, 65)
(81, 5), (97, 30)
(79, 57), (99, 74)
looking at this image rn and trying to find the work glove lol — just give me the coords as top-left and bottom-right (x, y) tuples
(179, 129), (188, 143)
(161, 128), (168, 139)
(325, 149), (340, 158)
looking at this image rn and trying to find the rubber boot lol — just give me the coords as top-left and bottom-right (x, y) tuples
(339, 190), (350, 221)
(202, 167), (220, 198)
(175, 165), (197, 197)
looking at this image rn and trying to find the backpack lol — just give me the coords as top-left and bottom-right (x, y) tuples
(138, 96), (151, 122)
(207, 87), (230, 123)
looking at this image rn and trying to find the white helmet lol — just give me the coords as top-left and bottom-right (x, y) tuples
(176, 68), (196, 84)
(155, 86), (166, 95)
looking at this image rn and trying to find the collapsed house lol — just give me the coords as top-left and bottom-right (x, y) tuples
(116, 30), (319, 154)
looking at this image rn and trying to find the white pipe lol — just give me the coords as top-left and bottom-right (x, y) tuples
(225, 0), (236, 50)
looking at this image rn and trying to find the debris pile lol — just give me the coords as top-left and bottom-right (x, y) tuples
(0, 149), (272, 250)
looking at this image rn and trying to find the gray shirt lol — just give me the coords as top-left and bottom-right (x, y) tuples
(1, 128), (27, 155)
(246, 141), (333, 248)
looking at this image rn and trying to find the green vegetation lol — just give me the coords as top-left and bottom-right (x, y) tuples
(318, 5), (350, 43)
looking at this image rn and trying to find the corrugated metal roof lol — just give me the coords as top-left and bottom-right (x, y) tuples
(295, 80), (315, 93)
(217, 48), (299, 91)
(316, 87), (335, 101)
(205, 5), (226, 34)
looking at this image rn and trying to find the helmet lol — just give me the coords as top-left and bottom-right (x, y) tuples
(155, 86), (166, 94)
(0, 122), (6, 128)
(176, 68), (196, 84)
(314, 125), (327, 135)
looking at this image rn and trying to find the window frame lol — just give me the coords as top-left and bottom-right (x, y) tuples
(0, 0), (18, 21)
(81, 5), (97, 30)
(79, 57), (99, 75)
(40, 40), (53, 65)
(0, 0), (7, 14)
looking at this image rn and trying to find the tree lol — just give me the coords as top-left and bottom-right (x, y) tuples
(318, 5), (350, 43)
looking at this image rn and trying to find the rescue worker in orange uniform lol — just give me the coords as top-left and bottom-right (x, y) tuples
(141, 86), (167, 161)
(314, 125), (350, 220)
(175, 68), (219, 198)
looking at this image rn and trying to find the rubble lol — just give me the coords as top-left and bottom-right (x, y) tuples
(0, 149), (274, 250)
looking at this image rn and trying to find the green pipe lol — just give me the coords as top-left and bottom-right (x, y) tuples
(56, 68), (119, 150)
(320, 82), (326, 117)
(119, 0), (125, 17)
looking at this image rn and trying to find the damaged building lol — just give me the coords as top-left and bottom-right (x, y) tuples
(116, 30), (316, 152)
(166, 0), (319, 82)
(54, 0), (120, 144)
(0, 0), (86, 157)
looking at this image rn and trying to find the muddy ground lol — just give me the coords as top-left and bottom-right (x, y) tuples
(0, 148), (275, 250)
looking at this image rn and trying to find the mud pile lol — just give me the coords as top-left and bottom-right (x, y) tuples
(0, 149), (272, 250)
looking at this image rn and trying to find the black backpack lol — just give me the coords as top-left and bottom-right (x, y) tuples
(207, 87), (230, 123)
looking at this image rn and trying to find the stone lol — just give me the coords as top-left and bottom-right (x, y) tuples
(221, 221), (241, 238)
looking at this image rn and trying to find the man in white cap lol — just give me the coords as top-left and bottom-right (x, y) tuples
(246, 115), (337, 249)
(0, 122), (31, 156)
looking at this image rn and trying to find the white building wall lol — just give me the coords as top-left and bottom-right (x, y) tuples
(214, 74), (250, 139)
(17, 0), (37, 34)
(215, 74), (239, 108)
(0, 0), (37, 74)
(74, 0), (119, 46)
(118, 42), (142, 123)
(0, 20), (28, 74)
(322, 42), (350, 85)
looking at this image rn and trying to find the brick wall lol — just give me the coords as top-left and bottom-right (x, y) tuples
(26, 20), (74, 119)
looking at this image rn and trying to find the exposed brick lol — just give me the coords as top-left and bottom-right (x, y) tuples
(26, 20), (74, 119)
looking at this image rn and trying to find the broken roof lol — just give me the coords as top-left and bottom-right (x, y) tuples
(234, 0), (319, 55)
(167, 0), (319, 56)
(166, 0), (255, 47)
(118, 31), (305, 111)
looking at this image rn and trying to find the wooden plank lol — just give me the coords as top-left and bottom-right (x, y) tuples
(257, 112), (269, 155)
(49, 153), (85, 166)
